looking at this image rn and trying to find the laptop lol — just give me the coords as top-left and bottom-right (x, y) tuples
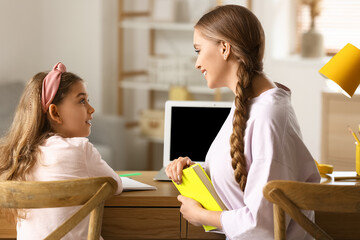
(154, 100), (232, 181)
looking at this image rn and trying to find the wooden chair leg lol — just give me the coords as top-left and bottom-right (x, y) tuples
(273, 204), (286, 240)
(88, 202), (105, 240)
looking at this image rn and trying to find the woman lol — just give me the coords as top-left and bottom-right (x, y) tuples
(166, 5), (320, 240)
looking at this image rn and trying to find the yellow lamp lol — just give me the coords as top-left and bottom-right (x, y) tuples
(319, 43), (360, 177)
(319, 43), (360, 98)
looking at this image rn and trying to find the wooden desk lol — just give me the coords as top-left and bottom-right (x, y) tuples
(2, 171), (359, 239)
(102, 171), (224, 240)
(316, 171), (360, 239)
(0, 171), (225, 240)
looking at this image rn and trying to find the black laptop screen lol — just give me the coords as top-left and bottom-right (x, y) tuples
(169, 106), (231, 162)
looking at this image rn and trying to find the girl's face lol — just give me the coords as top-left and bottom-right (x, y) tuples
(193, 29), (232, 89)
(55, 81), (94, 138)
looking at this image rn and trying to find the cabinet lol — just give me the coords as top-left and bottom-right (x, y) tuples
(321, 92), (360, 170)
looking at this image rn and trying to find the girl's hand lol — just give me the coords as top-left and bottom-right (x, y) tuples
(177, 195), (204, 227)
(165, 156), (194, 184)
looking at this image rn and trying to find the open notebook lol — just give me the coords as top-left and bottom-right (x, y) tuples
(121, 177), (157, 191)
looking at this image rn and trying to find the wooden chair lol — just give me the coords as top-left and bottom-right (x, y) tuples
(263, 180), (360, 240)
(0, 177), (117, 240)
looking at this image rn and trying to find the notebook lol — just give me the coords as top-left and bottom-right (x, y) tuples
(121, 177), (157, 191)
(154, 100), (232, 181)
(172, 163), (227, 231)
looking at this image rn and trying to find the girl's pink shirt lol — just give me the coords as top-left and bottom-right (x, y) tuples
(16, 135), (123, 240)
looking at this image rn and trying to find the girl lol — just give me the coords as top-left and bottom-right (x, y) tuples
(166, 5), (320, 240)
(0, 62), (123, 240)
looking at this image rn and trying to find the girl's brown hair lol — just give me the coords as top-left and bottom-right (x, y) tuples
(0, 70), (82, 221)
(195, 5), (265, 191)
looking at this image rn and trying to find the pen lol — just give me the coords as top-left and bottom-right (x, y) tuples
(119, 173), (142, 177)
(348, 126), (360, 143)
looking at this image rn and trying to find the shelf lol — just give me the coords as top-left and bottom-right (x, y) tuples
(120, 20), (194, 31)
(120, 80), (231, 94)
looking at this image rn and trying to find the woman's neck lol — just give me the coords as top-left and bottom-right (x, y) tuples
(250, 74), (276, 99)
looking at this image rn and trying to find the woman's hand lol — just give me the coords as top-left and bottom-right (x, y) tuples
(177, 195), (223, 229)
(165, 156), (194, 184)
(177, 195), (205, 227)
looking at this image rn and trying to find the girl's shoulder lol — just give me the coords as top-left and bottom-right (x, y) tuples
(40, 136), (98, 162)
(43, 135), (92, 149)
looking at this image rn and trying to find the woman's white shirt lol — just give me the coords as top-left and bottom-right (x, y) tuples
(205, 84), (320, 240)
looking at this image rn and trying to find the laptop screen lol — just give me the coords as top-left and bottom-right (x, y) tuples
(170, 106), (231, 162)
(163, 101), (232, 167)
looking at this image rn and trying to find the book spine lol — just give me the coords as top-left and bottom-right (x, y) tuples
(193, 165), (228, 211)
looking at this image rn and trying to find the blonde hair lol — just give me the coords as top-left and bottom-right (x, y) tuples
(195, 5), (265, 191)
(0, 70), (82, 221)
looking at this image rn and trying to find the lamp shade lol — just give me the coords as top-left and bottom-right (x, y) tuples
(319, 43), (360, 98)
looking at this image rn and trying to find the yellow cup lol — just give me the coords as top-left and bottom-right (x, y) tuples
(356, 143), (360, 176)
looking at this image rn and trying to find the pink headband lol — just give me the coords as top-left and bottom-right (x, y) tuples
(41, 62), (66, 112)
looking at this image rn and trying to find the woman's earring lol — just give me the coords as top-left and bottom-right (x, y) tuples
(224, 54), (227, 60)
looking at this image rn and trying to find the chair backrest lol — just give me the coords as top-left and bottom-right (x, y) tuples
(263, 180), (360, 240)
(0, 177), (117, 240)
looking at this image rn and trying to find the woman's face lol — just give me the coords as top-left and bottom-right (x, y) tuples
(193, 29), (232, 89)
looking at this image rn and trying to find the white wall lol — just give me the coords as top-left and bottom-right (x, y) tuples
(0, 0), (118, 114)
(0, 0), (43, 82)
(100, 0), (119, 114)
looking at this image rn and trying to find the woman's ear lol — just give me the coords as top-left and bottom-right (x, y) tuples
(48, 104), (62, 124)
(221, 41), (231, 60)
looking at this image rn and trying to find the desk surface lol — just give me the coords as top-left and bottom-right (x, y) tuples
(107, 170), (360, 206)
(108, 170), (359, 206)
(106, 171), (180, 207)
